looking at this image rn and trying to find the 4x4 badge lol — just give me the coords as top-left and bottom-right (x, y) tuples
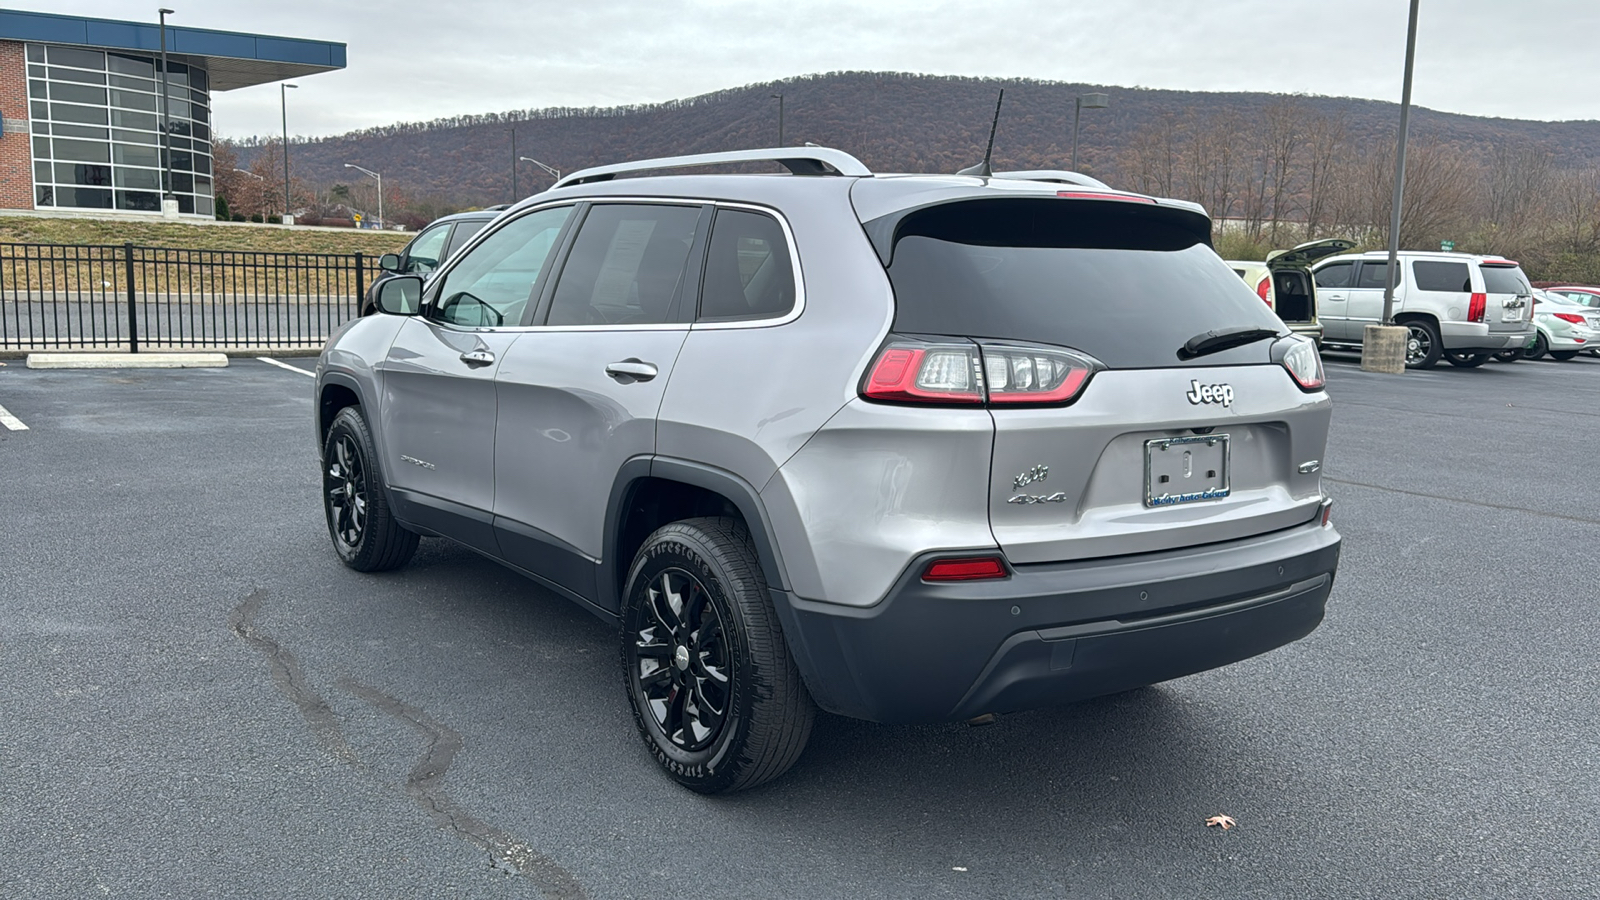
(1186, 380), (1234, 407)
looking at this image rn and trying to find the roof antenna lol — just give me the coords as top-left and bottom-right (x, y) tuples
(957, 89), (1005, 178)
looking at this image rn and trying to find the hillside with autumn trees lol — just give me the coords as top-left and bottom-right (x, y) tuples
(218, 71), (1600, 281)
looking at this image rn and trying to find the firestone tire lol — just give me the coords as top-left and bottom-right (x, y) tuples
(322, 407), (419, 572)
(620, 517), (815, 794)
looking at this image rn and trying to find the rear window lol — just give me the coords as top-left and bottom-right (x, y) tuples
(1356, 262), (1394, 289)
(879, 199), (1285, 369)
(1413, 260), (1471, 292)
(1480, 265), (1531, 295)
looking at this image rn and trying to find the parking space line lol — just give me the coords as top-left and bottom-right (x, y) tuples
(0, 403), (27, 431)
(257, 357), (315, 378)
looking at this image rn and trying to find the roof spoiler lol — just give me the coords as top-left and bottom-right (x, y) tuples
(991, 170), (1112, 190)
(554, 147), (872, 189)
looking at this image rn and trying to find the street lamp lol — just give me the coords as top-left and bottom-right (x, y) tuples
(519, 156), (560, 183)
(1071, 92), (1108, 172)
(157, 8), (175, 212)
(770, 93), (784, 147)
(344, 163), (383, 230)
(231, 168), (267, 221)
(280, 83), (297, 223)
(1362, 0), (1421, 374)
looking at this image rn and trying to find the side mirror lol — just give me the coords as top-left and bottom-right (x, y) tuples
(374, 275), (423, 316)
(378, 253), (402, 272)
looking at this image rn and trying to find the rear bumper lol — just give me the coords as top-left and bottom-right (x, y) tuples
(1287, 322), (1323, 345)
(1440, 322), (1533, 351)
(774, 518), (1341, 724)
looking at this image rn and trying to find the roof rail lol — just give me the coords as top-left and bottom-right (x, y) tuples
(992, 170), (1112, 190)
(554, 147), (871, 189)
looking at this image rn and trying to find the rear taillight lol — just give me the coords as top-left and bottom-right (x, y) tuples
(922, 556), (1009, 582)
(1256, 277), (1272, 304)
(1281, 338), (1325, 391)
(1553, 312), (1585, 324)
(1321, 497), (1333, 527)
(862, 338), (1099, 408)
(862, 344), (984, 404)
(1468, 292), (1487, 322)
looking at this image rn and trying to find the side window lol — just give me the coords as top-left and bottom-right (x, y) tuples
(1413, 260), (1471, 292)
(1355, 261), (1394, 289)
(405, 223), (452, 275)
(430, 205), (573, 328)
(698, 208), (796, 321)
(545, 204), (702, 326)
(1313, 262), (1353, 289)
(444, 219), (488, 259)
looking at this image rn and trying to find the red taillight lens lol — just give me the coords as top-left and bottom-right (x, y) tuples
(1321, 498), (1333, 527)
(863, 343), (984, 404)
(1468, 292), (1487, 323)
(1256, 276), (1272, 304)
(862, 338), (1099, 407)
(1055, 190), (1156, 204)
(922, 556), (1008, 582)
(1553, 312), (1585, 324)
(980, 344), (1096, 405)
(1282, 338), (1325, 391)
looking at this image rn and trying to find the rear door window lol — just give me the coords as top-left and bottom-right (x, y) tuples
(1355, 261), (1394, 289)
(545, 203), (703, 327)
(1412, 260), (1471, 292)
(1314, 262), (1353, 288)
(698, 208), (795, 321)
(1479, 265), (1531, 294)
(444, 219), (488, 258)
(878, 198), (1285, 369)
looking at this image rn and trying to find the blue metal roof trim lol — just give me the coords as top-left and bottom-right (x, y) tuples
(0, 8), (344, 68)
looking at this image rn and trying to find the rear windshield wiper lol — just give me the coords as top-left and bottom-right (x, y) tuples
(1178, 326), (1280, 360)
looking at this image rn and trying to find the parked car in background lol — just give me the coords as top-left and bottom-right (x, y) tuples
(1500, 290), (1600, 361)
(359, 208), (505, 315)
(315, 146), (1341, 793)
(1226, 239), (1352, 347)
(1311, 251), (1535, 369)
(1543, 286), (1600, 355)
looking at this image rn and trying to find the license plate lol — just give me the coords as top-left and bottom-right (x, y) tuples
(1502, 307), (1522, 322)
(1145, 434), (1231, 507)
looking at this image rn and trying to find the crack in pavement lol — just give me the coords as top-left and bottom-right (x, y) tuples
(1324, 476), (1600, 526)
(340, 676), (589, 900)
(228, 589), (358, 763)
(229, 589), (587, 898)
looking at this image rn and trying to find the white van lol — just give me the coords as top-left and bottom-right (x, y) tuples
(1311, 251), (1535, 368)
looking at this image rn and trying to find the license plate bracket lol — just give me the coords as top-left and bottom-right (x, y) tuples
(1145, 434), (1231, 507)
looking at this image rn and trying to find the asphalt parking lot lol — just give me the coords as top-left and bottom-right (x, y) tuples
(2, 353), (1598, 899)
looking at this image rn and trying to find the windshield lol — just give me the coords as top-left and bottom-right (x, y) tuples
(880, 199), (1285, 368)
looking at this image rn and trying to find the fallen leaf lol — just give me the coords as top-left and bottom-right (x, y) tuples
(952, 867), (968, 872)
(1205, 815), (1236, 830)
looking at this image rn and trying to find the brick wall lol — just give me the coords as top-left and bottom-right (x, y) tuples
(0, 41), (34, 210)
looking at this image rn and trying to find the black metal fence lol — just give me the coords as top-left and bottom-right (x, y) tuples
(0, 242), (368, 352)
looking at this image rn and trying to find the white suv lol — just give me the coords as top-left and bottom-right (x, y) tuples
(1311, 251), (1535, 368)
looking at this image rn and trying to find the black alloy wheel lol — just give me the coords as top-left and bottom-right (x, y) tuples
(621, 518), (814, 794)
(321, 407), (418, 572)
(1523, 331), (1550, 360)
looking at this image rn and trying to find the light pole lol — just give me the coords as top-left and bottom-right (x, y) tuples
(510, 126), (517, 200)
(770, 93), (784, 147)
(1071, 92), (1108, 172)
(344, 164), (383, 230)
(157, 8), (175, 213)
(280, 82), (297, 223)
(519, 156), (560, 185)
(231, 168), (267, 221)
(1360, 0), (1421, 374)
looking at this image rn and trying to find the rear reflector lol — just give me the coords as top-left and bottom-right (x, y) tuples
(1055, 190), (1156, 204)
(1468, 292), (1487, 323)
(1321, 498), (1333, 527)
(923, 556), (1008, 582)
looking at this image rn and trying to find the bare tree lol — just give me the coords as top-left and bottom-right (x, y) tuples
(1358, 135), (1479, 248)
(1548, 167), (1600, 253)
(1302, 111), (1347, 239)
(1121, 112), (1181, 198)
(1262, 100), (1303, 243)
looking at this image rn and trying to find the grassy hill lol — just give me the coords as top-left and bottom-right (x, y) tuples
(0, 216), (410, 255)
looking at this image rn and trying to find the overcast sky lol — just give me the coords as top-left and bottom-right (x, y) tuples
(34, 0), (1600, 139)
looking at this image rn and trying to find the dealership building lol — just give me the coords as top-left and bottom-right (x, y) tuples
(0, 8), (344, 218)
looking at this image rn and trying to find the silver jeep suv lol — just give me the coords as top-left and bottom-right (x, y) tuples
(315, 148), (1342, 793)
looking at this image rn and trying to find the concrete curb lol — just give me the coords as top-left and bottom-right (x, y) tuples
(26, 352), (230, 369)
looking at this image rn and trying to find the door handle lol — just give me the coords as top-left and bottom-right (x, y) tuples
(459, 349), (495, 366)
(605, 359), (658, 383)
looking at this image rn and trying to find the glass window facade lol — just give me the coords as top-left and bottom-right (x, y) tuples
(27, 43), (214, 216)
